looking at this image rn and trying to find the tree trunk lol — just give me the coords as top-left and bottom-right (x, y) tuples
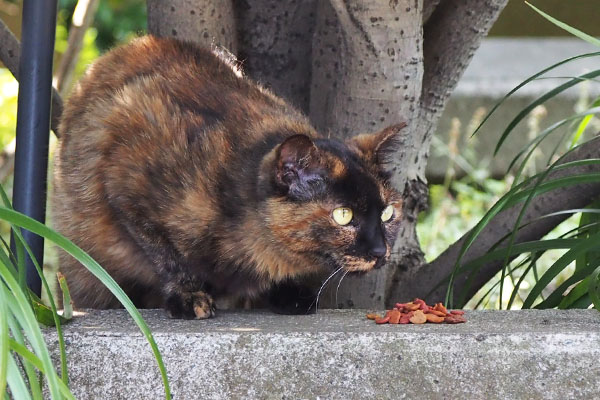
(308, 0), (424, 309)
(232, 0), (317, 113)
(147, 0), (237, 53)
(143, 0), (510, 309)
(0, 0), (525, 309)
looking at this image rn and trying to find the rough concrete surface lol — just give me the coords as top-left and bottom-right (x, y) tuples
(44, 309), (600, 399)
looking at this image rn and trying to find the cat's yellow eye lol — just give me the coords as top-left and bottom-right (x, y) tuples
(332, 207), (353, 226)
(381, 205), (394, 222)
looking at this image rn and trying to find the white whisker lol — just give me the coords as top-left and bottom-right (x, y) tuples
(313, 266), (343, 313)
(335, 269), (349, 308)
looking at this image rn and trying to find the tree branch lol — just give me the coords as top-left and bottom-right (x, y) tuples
(389, 135), (600, 305)
(422, 0), (440, 24)
(54, 0), (99, 97)
(0, 17), (63, 135)
(415, 0), (507, 180)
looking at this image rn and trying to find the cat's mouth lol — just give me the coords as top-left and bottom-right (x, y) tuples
(340, 254), (386, 273)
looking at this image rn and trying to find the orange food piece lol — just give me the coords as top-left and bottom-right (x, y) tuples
(409, 310), (427, 324)
(425, 313), (445, 323)
(413, 298), (429, 311)
(389, 310), (401, 324)
(433, 303), (448, 314)
(445, 314), (467, 324)
(369, 300), (467, 325)
(425, 309), (447, 317)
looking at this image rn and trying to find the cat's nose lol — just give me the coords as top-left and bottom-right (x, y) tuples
(369, 244), (387, 258)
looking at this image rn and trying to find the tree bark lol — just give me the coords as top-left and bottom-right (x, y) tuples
(233, 0), (317, 113)
(147, 0), (237, 53)
(308, 0), (424, 309)
(422, 0), (440, 24)
(415, 0), (508, 182)
(381, 0), (508, 308)
(391, 135), (600, 306)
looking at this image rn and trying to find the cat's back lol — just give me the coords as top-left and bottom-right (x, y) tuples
(53, 36), (296, 307)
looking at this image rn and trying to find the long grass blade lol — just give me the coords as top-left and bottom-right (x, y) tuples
(0, 206), (172, 399)
(5, 308), (40, 399)
(0, 183), (74, 386)
(507, 107), (600, 180)
(8, 339), (75, 400)
(5, 353), (32, 400)
(571, 97), (600, 148)
(0, 284), (9, 396)
(525, 2), (600, 47)
(534, 256), (600, 309)
(1, 261), (62, 399)
(522, 232), (600, 308)
(589, 265), (600, 310)
(494, 69), (600, 155)
(470, 52), (600, 139)
(558, 276), (590, 309)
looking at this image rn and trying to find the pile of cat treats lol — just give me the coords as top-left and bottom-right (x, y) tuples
(366, 298), (466, 325)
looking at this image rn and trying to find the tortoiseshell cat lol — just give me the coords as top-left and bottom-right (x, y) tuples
(53, 36), (404, 319)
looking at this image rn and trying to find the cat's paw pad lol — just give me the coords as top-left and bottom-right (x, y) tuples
(166, 290), (216, 320)
(191, 291), (216, 319)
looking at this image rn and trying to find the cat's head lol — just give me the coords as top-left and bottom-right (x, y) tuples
(260, 123), (406, 277)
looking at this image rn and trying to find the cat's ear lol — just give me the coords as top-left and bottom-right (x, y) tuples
(275, 134), (325, 198)
(347, 122), (407, 166)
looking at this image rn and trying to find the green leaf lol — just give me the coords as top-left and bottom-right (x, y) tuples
(558, 276), (590, 309)
(8, 339), (75, 400)
(523, 232), (600, 308)
(5, 308), (41, 399)
(30, 296), (69, 327)
(0, 183), (70, 384)
(0, 261), (62, 399)
(525, 2), (600, 47)
(570, 97), (600, 148)
(535, 257), (599, 309)
(470, 52), (600, 139)
(0, 284), (9, 397)
(589, 265), (600, 311)
(494, 69), (600, 155)
(5, 353), (32, 400)
(57, 271), (73, 320)
(0, 206), (172, 399)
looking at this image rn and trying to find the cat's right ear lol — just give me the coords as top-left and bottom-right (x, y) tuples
(275, 134), (325, 199)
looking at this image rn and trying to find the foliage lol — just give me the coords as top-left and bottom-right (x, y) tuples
(438, 4), (600, 311)
(0, 69), (18, 149)
(58, 0), (147, 52)
(0, 184), (171, 398)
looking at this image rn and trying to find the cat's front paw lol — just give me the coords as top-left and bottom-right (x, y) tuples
(165, 290), (216, 319)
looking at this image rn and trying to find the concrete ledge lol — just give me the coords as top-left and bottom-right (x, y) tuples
(44, 309), (600, 399)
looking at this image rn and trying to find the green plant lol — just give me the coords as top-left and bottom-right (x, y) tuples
(0, 182), (171, 399)
(443, 3), (600, 311)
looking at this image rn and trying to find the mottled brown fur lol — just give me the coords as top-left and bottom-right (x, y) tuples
(53, 36), (405, 318)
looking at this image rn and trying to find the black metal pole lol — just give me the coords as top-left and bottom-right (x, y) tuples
(12, 0), (58, 295)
